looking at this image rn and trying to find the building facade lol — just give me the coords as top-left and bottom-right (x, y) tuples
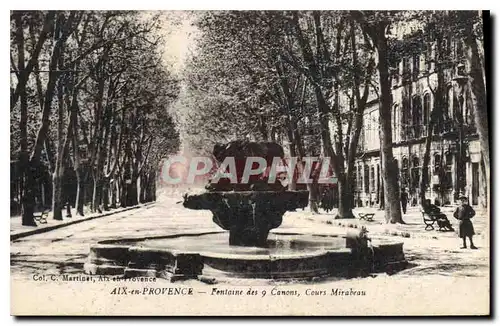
(353, 40), (486, 208)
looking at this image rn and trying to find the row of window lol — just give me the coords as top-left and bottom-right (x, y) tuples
(392, 86), (473, 142)
(353, 152), (455, 193)
(393, 37), (466, 83)
(353, 164), (380, 193)
(398, 153), (454, 190)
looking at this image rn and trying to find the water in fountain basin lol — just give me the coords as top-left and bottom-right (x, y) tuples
(88, 231), (406, 279)
(127, 232), (346, 257)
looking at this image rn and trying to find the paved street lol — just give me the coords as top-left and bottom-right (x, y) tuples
(10, 196), (217, 277)
(11, 190), (490, 280)
(10, 190), (490, 315)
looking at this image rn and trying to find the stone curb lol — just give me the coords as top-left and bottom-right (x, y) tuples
(10, 202), (155, 241)
(330, 221), (447, 240)
(304, 212), (486, 240)
(332, 221), (483, 240)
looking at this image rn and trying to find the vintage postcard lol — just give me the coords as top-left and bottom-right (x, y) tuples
(10, 9), (490, 316)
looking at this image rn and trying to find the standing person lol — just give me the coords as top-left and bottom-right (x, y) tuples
(400, 188), (408, 214)
(453, 196), (477, 249)
(320, 186), (334, 213)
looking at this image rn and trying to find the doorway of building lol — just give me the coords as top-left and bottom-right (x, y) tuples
(472, 162), (479, 206)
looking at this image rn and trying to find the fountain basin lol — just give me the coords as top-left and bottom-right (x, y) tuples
(84, 231), (407, 281)
(183, 191), (309, 246)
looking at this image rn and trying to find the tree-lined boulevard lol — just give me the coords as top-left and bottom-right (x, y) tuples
(9, 10), (490, 317)
(11, 11), (179, 226)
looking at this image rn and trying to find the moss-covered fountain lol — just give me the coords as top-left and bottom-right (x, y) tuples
(84, 141), (407, 281)
(182, 141), (309, 247)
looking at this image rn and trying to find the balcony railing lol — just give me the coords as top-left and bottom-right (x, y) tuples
(401, 125), (428, 140)
(400, 120), (478, 140)
(439, 119), (476, 135)
(357, 121), (477, 153)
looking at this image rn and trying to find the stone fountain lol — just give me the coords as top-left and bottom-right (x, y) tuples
(182, 141), (309, 246)
(84, 141), (408, 281)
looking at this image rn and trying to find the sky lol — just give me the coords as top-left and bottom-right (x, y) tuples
(159, 11), (200, 76)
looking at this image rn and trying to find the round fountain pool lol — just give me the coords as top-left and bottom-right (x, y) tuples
(124, 232), (346, 255)
(84, 231), (407, 281)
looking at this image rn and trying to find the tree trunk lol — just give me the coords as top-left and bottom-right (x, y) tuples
(126, 176), (139, 207)
(307, 180), (320, 214)
(102, 177), (110, 211)
(373, 24), (404, 224)
(52, 55), (66, 221)
(27, 13), (73, 223)
(86, 177), (92, 209)
(465, 24), (489, 205)
(379, 177), (385, 210)
(480, 154), (487, 208)
(110, 178), (117, 209)
(340, 108), (366, 218)
(52, 171), (64, 220)
(335, 20), (375, 218)
(75, 167), (84, 216)
(420, 134), (432, 206)
(65, 188), (72, 218)
(140, 174), (146, 203)
(313, 89), (342, 216)
(92, 174), (103, 213)
(141, 173), (149, 203)
(285, 123), (298, 191)
(120, 176), (127, 208)
(71, 99), (84, 216)
(148, 171), (156, 202)
(286, 117), (317, 212)
(15, 14), (36, 226)
(291, 12), (340, 213)
(152, 172), (157, 202)
(336, 173), (354, 218)
(116, 177), (123, 208)
(138, 174), (144, 204)
(21, 164), (37, 226)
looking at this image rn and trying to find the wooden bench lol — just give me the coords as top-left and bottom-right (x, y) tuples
(421, 210), (437, 230)
(33, 209), (50, 224)
(358, 213), (375, 222)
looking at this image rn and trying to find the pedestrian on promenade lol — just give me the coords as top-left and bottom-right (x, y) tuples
(400, 188), (408, 214)
(320, 186), (334, 213)
(453, 196), (477, 249)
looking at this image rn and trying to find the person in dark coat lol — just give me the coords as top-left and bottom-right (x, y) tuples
(423, 199), (454, 231)
(453, 196), (477, 249)
(400, 188), (408, 214)
(320, 187), (334, 213)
